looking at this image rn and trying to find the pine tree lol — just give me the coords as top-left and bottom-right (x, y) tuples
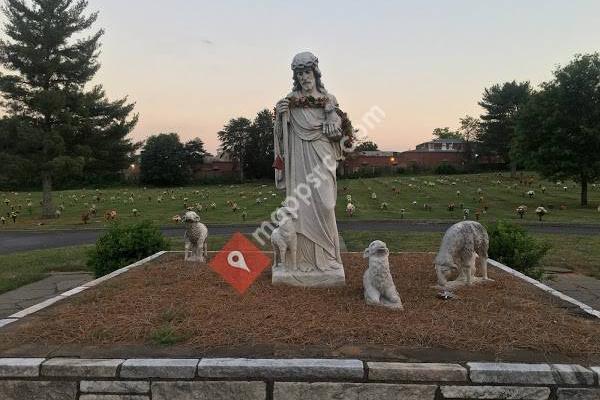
(0, 0), (137, 217)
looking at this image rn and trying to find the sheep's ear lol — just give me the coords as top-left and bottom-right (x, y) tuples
(363, 248), (370, 259)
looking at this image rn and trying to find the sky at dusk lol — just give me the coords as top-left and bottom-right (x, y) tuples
(86, 0), (600, 154)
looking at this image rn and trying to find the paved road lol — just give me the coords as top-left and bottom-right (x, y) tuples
(2, 220), (600, 254)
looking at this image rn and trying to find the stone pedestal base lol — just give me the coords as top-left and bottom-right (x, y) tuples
(272, 266), (346, 288)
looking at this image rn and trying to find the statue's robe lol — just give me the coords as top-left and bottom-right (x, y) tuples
(274, 91), (343, 272)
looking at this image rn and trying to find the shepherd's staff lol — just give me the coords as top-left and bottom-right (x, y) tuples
(282, 111), (291, 192)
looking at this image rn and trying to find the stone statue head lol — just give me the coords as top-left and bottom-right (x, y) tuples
(291, 52), (326, 93)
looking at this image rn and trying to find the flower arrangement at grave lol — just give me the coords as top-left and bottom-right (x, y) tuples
(536, 206), (548, 221)
(54, 210), (61, 218)
(527, 190), (535, 198)
(0, 216), (5, 224)
(346, 202), (356, 217)
(400, 208), (406, 219)
(448, 203), (455, 212)
(132, 209), (139, 217)
(380, 202), (388, 210)
(172, 215), (182, 223)
(371, 192), (377, 200)
(463, 208), (470, 220)
(516, 205), (527, 219)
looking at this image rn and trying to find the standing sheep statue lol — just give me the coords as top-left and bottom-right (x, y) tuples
(271, 212), (297, 271)
(363, 240), (403, 310)
(434, 221), (491, 289)
(182, 211), (208, 263)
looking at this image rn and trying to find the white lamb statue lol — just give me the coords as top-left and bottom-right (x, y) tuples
(182, 211), (208, 263)
(363, 240), (403, 310)
(434, 221), (490, 289)
(271, 213), (297, 271)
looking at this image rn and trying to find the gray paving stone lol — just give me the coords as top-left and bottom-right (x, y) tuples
(368, 362), (467, 382)
(441, 385), (551, 399)
(197, 358), (364, 380)
(0, 380), (77, 400)
(468, 362), (555, 384)
(551, 364), (595, 385)
(80, 380), (150, 394)
(120, 359), (198, 379)
(80, 396), (149, 400)
(152, 381), (265, 400)
(41, 358), (124, 377)
(273, 382), (437, 400)
(557, 388), (600, 399)
(0, 358), (45, 377)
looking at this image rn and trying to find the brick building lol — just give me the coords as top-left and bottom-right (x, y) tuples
(342, 139), (469, 173)
(193, 152), (238, 180)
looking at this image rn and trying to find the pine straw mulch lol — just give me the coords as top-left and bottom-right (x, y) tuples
(1, 253), (599, 362)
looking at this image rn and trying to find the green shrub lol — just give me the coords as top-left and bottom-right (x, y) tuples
(435, 163), (459, 175)
(87, 220), (170, 277)
(487, 220), (551, 279)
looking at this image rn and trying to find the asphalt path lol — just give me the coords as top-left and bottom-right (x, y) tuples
(1, 220), (600, 254)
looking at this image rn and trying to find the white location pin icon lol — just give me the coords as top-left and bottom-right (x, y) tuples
(227, 251), (251, 273)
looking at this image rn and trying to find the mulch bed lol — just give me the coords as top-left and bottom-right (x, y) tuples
(1, 253), (599, 363)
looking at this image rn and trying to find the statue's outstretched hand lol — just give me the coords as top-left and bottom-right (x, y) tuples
(323, 123), (342, 141)
(276, 99), (290, 115)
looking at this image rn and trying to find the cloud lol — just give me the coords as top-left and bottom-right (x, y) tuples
(201, 39), (214, 45)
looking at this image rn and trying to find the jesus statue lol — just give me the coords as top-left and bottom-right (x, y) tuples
(272, 51), (346, 287)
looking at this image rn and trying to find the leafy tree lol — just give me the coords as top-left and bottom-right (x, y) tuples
(140, 133), (188, 186)
(432, 127), (463, 140)
(458, 115), (481, 165)
(245, 109), (274, 180)
(514, 53), (600, 206)
(477, 81), (532, 177)
(183, 138), (208, 177)
(217, 117), (252, 183)
(0, 0), (137, 216)
(355, 140), (379, 152)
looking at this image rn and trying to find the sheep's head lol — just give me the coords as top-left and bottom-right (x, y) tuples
(363, 240), (389, 259)
(182, 211), (201, 223)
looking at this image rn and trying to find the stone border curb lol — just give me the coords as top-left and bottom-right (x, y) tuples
(196, 358), (364, 380)
(0, 359), (598, 399)
(488, 259), (600, 318)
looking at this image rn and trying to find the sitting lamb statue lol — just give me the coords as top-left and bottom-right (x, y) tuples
(271, 209), (297, 270)
(363, 240), (403, 310)
(182, 211), (208, 263)
(434, 221), (490, 289)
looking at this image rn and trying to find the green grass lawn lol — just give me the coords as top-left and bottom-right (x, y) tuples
(1, 172), (599, 230)
(0, 245), (92, 295)
(341, 231), (600, 279)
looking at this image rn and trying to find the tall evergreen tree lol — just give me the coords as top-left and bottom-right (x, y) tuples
(0, 0), (137, 217)
(477, 81), (531, 177)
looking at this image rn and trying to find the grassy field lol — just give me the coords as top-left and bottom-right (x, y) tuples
(1, 172), (599, 230)
(0, 246), (92, 295)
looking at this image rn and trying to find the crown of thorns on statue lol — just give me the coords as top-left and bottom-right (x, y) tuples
(291, 52), (321, 73)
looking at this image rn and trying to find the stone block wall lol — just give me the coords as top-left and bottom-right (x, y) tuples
(0, 358), (599, 399)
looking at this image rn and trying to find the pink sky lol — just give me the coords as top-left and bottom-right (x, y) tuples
(88, 1), (600, 154)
